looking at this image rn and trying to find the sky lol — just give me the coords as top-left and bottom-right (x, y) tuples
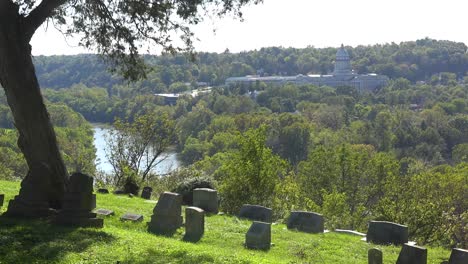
(31, 0), (468, 56)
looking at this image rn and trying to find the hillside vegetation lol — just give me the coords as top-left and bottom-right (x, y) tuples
(0, 180), (451, 264)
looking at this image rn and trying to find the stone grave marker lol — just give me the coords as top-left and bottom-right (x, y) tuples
(97, 188), (109, 194)
(245, 221), (271, 250)
(4, 163), (56, 217)
(95, 209), (115, 216)
(239, 204), (272, 223)
(0, 194), (4, 207)
(396, 243), (427, 264)
(148, 192), (183, 235)
(193, 188), (218, 214)
(367, 221), (408, 245)
(54, 172), (103, 228)
(368, 248), (383, 264)
(120, 213), (143, 222)
(184, 206), (204, 242)
(287, 211), (324, 233)
(141, 187), (153, 200)
(448, 248), (468, 264)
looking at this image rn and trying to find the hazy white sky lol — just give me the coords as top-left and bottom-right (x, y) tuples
(31, 0), (468, 56)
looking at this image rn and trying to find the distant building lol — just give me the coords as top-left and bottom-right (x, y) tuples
(226, 44), (389, 92)
(155, 87), (213, 105)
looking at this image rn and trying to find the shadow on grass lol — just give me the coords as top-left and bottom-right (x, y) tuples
(125, 248), (217, 264)
(0, 216), (115, 264)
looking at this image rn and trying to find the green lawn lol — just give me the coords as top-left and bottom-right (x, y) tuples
(0, 180), (450, 263)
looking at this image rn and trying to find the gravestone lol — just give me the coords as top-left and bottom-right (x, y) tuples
(184, 207), (204, 242)
(0, 194), (4, 207)
(148, 192), (183, 235)
(95, 209), (115, 216)
(396, 243), (427, 264)
(367, 221), (408, 245)
(5, 163), (57, 217)
(54, 172), (103, 228)
(91, 194), (96, 210)
(368, 248), (383, 264)
(121, 213), (143, 222)
(141, 187), (153, 200)
(193, 188), (218, 214)
(287, 211), (324, 233)
(245, 221), (271, 250)
(448, 248), (468, 264)
(97, 188), (109, 194)
(239, 204), (272, 223)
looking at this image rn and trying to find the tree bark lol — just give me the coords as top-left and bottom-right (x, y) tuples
(0, 1), (68, 209)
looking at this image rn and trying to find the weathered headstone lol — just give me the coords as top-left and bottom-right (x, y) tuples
(367, 221), (408, 245)
(368, 248), (383, 264)
(239, 204), (272, 223)
(121, 213), (143, 222)
(287, 211), (324, 233)
(97, 188), (109, 194)
(396, 243), (427, 264)
(95, 209), (115, 216)
(5, 163), (57, 217)
(0, 194), (4, 207)
(148, 192), (183, 235)
(184, 207), (204, 242)
(448, 248), (468, 264)
(245, 221), (271, 250)
(193, 188), (218, 214)
(141, 186), (153, 200)
(54, 172), (103, 228)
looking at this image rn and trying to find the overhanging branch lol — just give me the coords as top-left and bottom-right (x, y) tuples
(24, 0), (68, 42)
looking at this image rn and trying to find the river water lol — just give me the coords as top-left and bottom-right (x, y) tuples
(92, 124), (180, 175)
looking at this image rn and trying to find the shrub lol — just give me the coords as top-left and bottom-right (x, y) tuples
(171, 176), (216, 205)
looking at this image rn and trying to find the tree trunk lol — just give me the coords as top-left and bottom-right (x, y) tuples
(0, 2), (68, 210)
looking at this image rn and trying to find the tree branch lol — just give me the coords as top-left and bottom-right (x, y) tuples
(24, 0), (68, 42)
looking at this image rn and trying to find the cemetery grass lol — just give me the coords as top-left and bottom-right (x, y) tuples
(0, 180), (450, 264)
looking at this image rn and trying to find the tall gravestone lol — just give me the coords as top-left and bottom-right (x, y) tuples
(184, 206), (204, 242)
(148, 192), (182, 235)
(141, 187), (153, 200)
(368, 248), (383, 264)
(193, 188), (218, 214)
(239, 204), (272, 223)
(54, 172), (103, 228)
(396, 243), (427, 264)
(287, 211), (324, 233)
(245, 221), (271, 250)
(367, 221), (408, 245)
(448, 248), (468, 264)
(5, 163), (56, 217)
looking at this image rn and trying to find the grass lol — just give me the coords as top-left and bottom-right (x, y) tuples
(0, 180), (451, 263)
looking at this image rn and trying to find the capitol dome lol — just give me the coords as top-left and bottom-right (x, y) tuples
(334, 44), (353, 76)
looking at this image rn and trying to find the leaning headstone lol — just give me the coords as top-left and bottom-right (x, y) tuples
(368, 248), (383, 264)
(367, 221), (408, 245)
(95, 209), (115, 216)
(396, 243), (427, 264)
(0, 194), (4, 207)
(97, 188), (109, 194)
(148, 192), (183, 235)
(141, 187), (153, 200)
(121, 213), (143, 222)
(287, 211), (324, 233)
(193, 188), (218, 214)
(448, 248), (468, 264)
(239, 204), (272, 223)
(184, 207), (204, 242)
(245, 221), (271, 250)
(5, 163), (57, 217)
(54, 172), (103, 228)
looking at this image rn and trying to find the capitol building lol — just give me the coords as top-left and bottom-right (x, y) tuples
(226, 45), (389, 92)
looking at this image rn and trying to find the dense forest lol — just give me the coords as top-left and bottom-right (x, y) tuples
(0, 38), (466, 248)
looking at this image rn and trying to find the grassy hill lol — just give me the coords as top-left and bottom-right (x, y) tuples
(0, 180), (451, 263)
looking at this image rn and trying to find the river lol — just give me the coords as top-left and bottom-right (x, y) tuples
(92, 124), (180, 175)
